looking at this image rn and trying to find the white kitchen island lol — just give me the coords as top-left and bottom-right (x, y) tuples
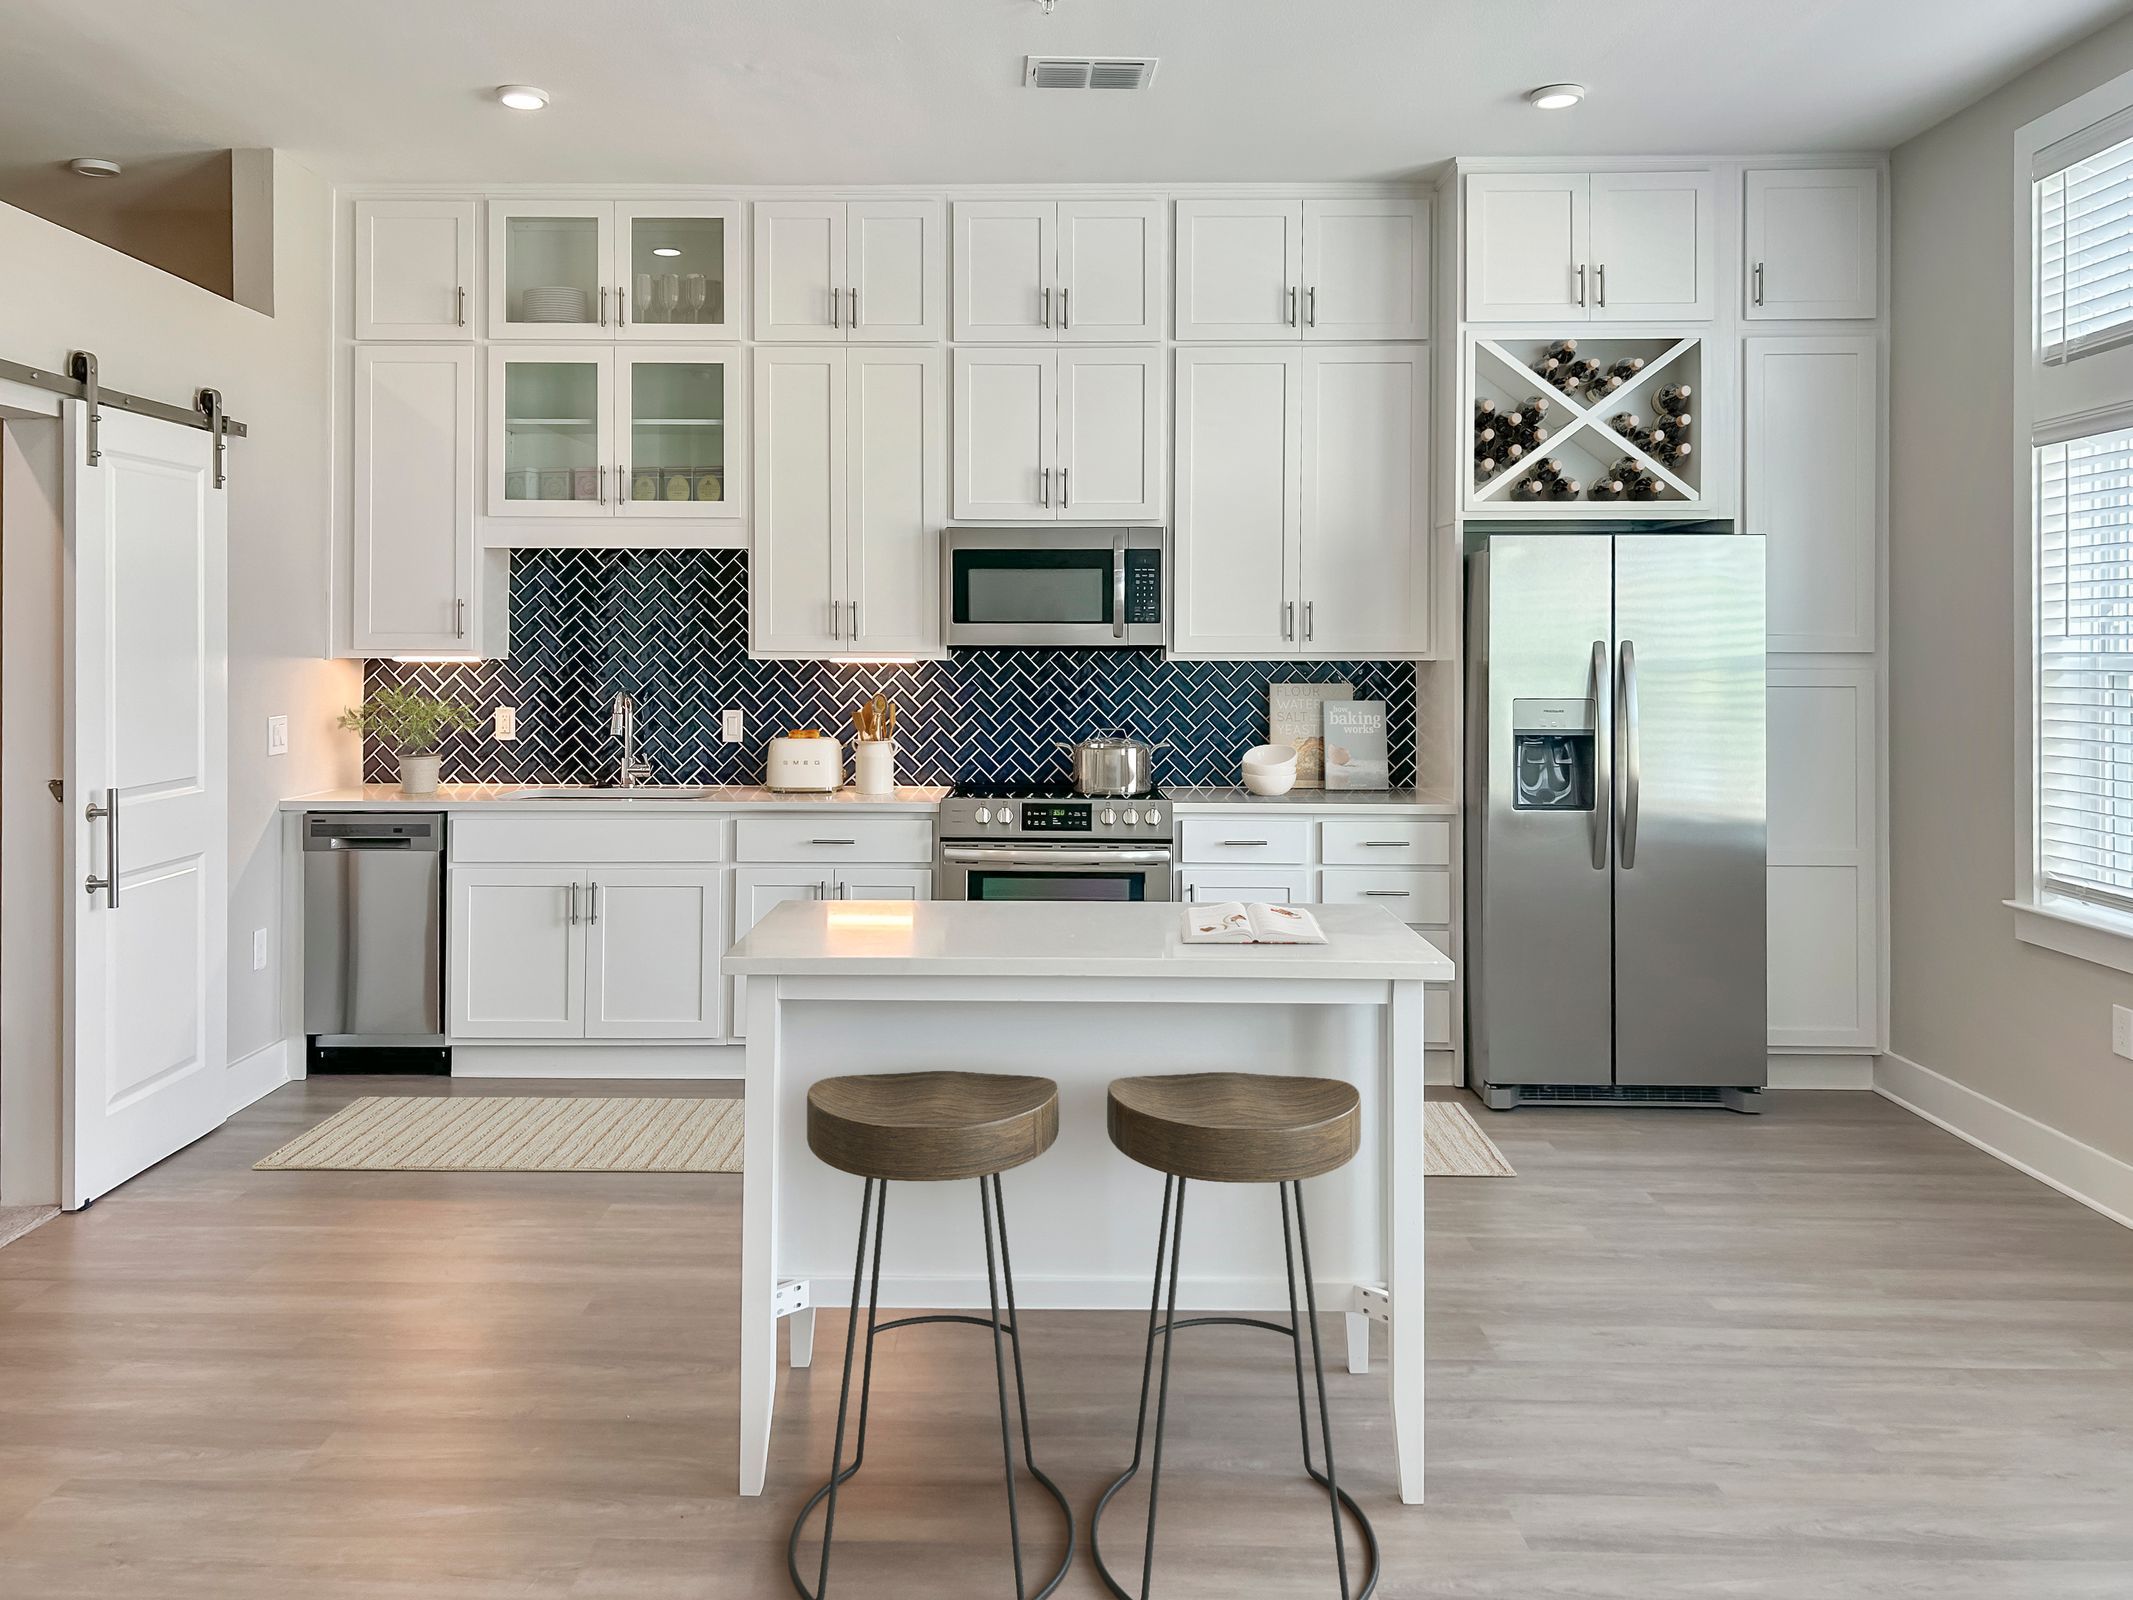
(723, 899), (1453, 1505)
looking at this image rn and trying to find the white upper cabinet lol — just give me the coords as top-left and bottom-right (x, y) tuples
(753, 344), (944, 657)
(486, 200), (741, 340)
(754, 200), (942, 343)
(352, 344), (476, 654)
(1465, 171), (1712, 322)
(1587, 171), (1715, 321)
(1172, 347), (1300, 656)
(952, 347), (1160, 522)
(1746, 335), (1878, 652)
(354, 200), (475, 340)
(1299, 345), (1429, 656)
(1744, 168), (1880, 320)
(954, 199), (1162, 342)
(1177, 198), (1426, 341)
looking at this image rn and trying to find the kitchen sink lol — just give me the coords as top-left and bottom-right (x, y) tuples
(505, 785), (735, 801)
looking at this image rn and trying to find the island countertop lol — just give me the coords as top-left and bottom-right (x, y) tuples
(723, 899), (1455, 982)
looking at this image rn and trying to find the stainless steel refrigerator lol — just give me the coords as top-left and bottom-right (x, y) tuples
(1465, 534), (1766, 1111)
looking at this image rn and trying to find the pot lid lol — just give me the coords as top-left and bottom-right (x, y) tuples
(1075, 728), (1144, 748)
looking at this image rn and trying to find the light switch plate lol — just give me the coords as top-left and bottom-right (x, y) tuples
(494, 706), (518, 741)
(251, 928), (269, 972)
(723, 709), (744, 743)
(2114, 1005), (2133, 1061)
(266, 715), (288, 756)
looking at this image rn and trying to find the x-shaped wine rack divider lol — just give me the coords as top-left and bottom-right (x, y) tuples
(1470, 336), (1701, 503)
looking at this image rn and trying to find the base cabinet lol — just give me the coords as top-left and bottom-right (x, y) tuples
(450, 866), (585, 1039)
(730, 865), (931, 1035)
(583, 869), (725, 1039)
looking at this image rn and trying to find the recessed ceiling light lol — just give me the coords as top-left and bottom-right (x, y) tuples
(1525, 83), (1585, 111)
(495, 84), (550, 111)
(652, 247), (682, 257)
(69, 157), (122, 178)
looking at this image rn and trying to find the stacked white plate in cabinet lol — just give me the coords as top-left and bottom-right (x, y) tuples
(521, 286), (589, 322)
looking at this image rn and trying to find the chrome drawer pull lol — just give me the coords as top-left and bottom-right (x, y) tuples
(1362, 889), (1410, 897)
(1220, 839), (1270, 847)
(810, 838), (857, 846)
(1359, 840), (1411, 848)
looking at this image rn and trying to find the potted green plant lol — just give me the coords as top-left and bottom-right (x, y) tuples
(338, 688), (470, 796)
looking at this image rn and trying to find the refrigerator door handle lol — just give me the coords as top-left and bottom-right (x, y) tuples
(1617, 639), (1642, 869)
(1590, 639), (1611, 871)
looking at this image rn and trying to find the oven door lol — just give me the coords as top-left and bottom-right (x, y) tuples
(937, 843), (1173, 903)
(943, 527), (1164, 648)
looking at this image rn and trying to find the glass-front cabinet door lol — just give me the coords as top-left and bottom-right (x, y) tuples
(616, 202), (741, 341)
(487, 347), (616, 517)
(488, 201), (615, 339)
(618, 348), (743, 519)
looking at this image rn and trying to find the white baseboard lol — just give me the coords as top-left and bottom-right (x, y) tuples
(451, 1043), (742, 1080)
(1768, 1052), (1875, 1090)
(1425, 1049), (1458, 1086)
(1875, 1051), (2133, 1230)
(227, 1038), (293, 1115)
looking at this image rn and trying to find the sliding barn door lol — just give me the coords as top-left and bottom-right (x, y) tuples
(64, 403), (228, 1208)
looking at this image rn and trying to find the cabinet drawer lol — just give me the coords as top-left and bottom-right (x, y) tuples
(1320, 818), (1450, 866)
(1178, 867), (1313, 905)
(733, 815), (934, 863)
(452, 814), (726, 865)
(1317, 868), (1451, 924)
(1178, 817), (1311, 865)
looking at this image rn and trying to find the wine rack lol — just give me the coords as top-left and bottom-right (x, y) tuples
(1463, 334), (1721, 518)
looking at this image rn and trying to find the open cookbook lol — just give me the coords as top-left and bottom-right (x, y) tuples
(1181, 901), (1328, 945)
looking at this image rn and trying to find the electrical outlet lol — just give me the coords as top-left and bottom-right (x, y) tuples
(494, 706), (518, 741)
(265, 715), (288, 756)
(2114, 1005), (2133, 1061)
(722, 709), (744, 743)
(251, 928), (269, 972)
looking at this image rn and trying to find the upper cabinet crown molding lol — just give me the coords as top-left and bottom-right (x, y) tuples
(754, 199), (943, 343)
(1176, 197), (1428, 342)
(354, 199), (477, 340)
(1463, 170), (1712, 323)
(1743, 167), (1880, 321)
(953, 198), (1164, 342)
(485, 198), (743, 341)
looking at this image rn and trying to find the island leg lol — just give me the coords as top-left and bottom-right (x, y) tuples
(1344, 1311), (1370, 1374)
(789, 1307), (815, 1368)
(1385, 979), (1425, 1504)
(739, 980), (783, 1496)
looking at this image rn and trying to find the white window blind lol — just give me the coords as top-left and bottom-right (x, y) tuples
(2035, 428), (2133, 912)
(2038, 130), (2133, 363)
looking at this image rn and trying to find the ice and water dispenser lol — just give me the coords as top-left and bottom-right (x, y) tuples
(1510, 699), (1596, 811)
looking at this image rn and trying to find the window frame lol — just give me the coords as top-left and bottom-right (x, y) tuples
(2012, 65), (2133, 975)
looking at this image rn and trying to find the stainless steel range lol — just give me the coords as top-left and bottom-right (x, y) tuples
(936, 782), (1173, 902)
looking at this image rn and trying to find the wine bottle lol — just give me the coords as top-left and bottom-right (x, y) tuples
(1608, 357), (1646, 382)
(1525, 394), (1553, 418)
(1475, 422), (1497, 444)
(1653, 384), (1692, 414)
(1475, 455), (1498, 478)
(1501, 408), (1523, 429)
(1475, 398), (1498, 419)
(1589, 474), (1625, 499)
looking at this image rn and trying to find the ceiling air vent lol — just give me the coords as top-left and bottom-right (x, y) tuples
(1024, 55), (1159, 90)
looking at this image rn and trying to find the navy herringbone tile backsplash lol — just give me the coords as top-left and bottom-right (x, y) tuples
(364, 550), (1416, 789)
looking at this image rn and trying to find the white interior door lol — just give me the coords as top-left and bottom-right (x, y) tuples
(65, 404), (227, 1209)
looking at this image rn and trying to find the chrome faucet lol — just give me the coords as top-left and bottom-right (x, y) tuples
(610, 693), (654, 787)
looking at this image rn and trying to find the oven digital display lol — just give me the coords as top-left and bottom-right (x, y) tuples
(1020, 803), (1092, 832)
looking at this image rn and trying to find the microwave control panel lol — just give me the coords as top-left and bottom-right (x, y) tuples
(1125, 549), (1163, 622)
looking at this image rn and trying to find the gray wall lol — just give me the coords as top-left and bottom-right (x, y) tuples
(1890, 11), (2133, 1164)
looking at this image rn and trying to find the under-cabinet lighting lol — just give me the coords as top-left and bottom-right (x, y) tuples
(1524, 83), (1585, 110)
(495, 84), (550, 111)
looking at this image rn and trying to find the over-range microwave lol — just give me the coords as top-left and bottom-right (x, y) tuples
(942, 527), (1164, 648)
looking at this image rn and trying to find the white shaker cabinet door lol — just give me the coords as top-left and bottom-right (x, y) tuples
(1172, 347), (1301, 657)
(1588, 170), (1713, 321)
(1299, 345), (1429, 657)
(583, 868), (725, 1040)
(954, 200), (1057, 341)
(450, 867), (585, 1040)
(354, 199), (476, 339)
(847, 345), (945, 655)
(953, 347), (1056, 520)
(833, 867), (933, 902)
(1463, 173), (1589, 322)
(1056, 347), (1164, 521)
(849, 200), (943, 342)
(1178, 868), (1314, 904)
(351, 344), (476, 654)
(1745, 167), (1880, 320)
(752, 347), (847, 654)
(1175, 199), (1304, 341)
(1057, 199), (1164, 341)
(1745, 336), (1878, 652)
(1302, 197), (1428, 341)
(730, 867), (836, 1037)
(753, 200), (845, 342)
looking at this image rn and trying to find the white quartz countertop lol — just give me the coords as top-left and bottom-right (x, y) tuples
(723, 900), (1455, 982)
(282, 784), (950, 813)
(1165, 786), (1455, 813)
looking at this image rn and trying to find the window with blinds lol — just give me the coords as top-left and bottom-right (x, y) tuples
(2034, 429), (2133, 912)
(2037, 128), (2133, 362)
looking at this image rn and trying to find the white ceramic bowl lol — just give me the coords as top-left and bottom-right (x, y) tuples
(1243, 767), (1297, 796)
(1242, 743), (1298, 774)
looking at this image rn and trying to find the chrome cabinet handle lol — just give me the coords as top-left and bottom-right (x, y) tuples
(810, 838), (857, 846)
(1221, 839), (1271, 847)
(598, 464), (606, 505)
(1060, 287), (1069, 329)
(830, 600), (841, 640)
(1576, 263), (1586, 307)
(1284, 599), (1295, 640)
(1753, 261), (1765, 307)
(1362, 889), (1410, 897)
(1618, 640), (1641, 870)
(849, 599), (859, 639)
(588, 882), (600, 926)
(456, 285), (467, 327)
(1304, 599), (1314, 641)
(618, 285), (627, 326)
(599, 286), (609, 327)
(1113, 531), (1127, 639)
(1042, 286), (1052, 328)
(1040, 466), (1050, 508)
(1596, 263), (1606, 308)
(1061, 466), (1070, 508)
(831, 286), (842, 328)
(1360, 840), (1410, 848)
(849, 287), (859, 328)
(1306, 285), (1317, 327)
(1590, 639), (1611, 872)
(567, 882), (580, 925)
(455, 598), (466, 638)
(1287, 285), (1297, 326)
(84, 790), (118, 906)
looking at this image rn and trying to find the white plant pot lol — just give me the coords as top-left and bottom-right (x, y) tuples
(398, 753), (442, 796)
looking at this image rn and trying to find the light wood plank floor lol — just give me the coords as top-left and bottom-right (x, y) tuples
(2, 1078), (2130, 1598)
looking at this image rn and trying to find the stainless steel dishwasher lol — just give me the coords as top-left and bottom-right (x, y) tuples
(304, 813), (447, 1054)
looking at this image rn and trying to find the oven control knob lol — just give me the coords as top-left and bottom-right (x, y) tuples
(997, 807), (1014, 827)
(973, 807), (991, 826)
(1143, 807), (1161, 827)
(1101, 808), (1117, 826)
(1122, 808), (1140, 826)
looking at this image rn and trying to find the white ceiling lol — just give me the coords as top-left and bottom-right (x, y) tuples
(1, 0), (2128, 188)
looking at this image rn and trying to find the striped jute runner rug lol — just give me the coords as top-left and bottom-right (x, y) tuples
(257, 1094), (1506, 1179)
(255, 1096), (743, 1173)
